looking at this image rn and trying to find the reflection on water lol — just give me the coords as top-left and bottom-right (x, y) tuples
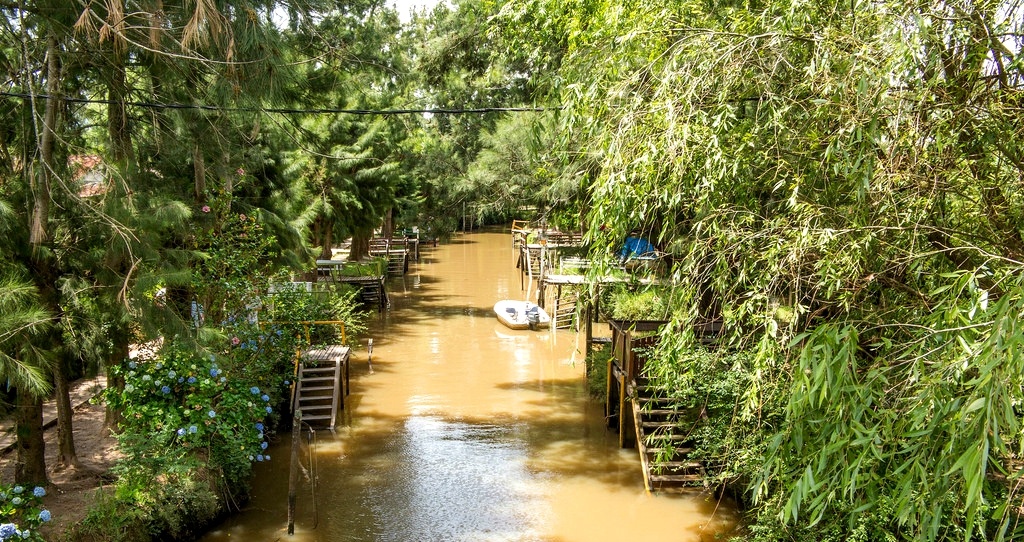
(200, 229), (737, 542)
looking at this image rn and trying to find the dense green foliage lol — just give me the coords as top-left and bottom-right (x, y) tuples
(497, 0), (1024, 540)
(3, 0), (1022, 540)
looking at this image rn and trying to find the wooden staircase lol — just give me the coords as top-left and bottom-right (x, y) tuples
(605, 319), (708, 493)
(631, 379), (704, 492)
(552, 288), (578, 329)
(294, 345), (350, 428)
(334, 276), (389, 312)
(369, 239), (409, 276)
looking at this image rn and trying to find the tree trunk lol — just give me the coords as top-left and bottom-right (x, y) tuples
(54, 351), (80, 470)
(17, 30), (62, 483)
(14, 391), (48, 486)
(28, 33), (59, 247)
(108, 48), (133, 165)
(383, 208), (394, 243)
(194, 142), (206, 203)
(103, 333), (130, 435)
(349, 230), (371, 261)
(320, 226), (333, 260)
(147, 1), (168, 152)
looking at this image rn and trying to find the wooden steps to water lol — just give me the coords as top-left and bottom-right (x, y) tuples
(369, 239), (409, 276)
(294, 345), (350, 428)
(603, 319), (710, 493)
(631, 379), (705, 492)
(333, 275), (388, 312)
(549, 286), (579, 329)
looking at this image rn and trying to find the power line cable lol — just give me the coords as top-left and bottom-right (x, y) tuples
(0, 91), (556, 115)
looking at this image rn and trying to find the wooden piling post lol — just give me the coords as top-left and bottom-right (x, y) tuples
(287, 410), (301, 535)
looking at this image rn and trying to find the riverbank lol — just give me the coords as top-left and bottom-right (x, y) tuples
(0, 378), (120, 541)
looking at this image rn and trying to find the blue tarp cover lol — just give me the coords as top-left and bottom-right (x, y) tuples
(619, 236), (656, 259)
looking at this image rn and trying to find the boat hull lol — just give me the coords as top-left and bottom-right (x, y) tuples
(494, 300), (551, 330)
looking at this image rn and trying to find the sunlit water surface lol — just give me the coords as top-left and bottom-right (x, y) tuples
(199, 229), (738, 542)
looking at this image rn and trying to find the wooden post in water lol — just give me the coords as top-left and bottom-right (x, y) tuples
(584, 301), (593, 358)
(287, 410), (302, 535)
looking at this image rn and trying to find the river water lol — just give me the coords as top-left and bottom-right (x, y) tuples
(200, 229), (737, 542)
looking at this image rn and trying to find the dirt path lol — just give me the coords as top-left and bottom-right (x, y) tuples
(0, 383), (121, 540)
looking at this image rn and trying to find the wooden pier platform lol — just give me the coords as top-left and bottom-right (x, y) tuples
(315, 260), (389, 312)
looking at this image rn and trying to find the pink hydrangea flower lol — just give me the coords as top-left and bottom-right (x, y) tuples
(231, 337), (240, 345)
(201, 205), (211, 213)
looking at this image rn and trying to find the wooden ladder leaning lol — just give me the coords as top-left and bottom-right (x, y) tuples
(294, 345), (351, 428)
(630, 378), (705, 492)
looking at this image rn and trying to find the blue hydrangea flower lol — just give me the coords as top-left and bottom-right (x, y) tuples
(178, 377), (184, 383)
(12, 486), (22, 494)
(0, 524), (18, 538)
(256, 454), (264, 462)
(188, 377), (197, 384)
(167, 370), (176, 379)
(161, 386), (171, 394)
(220, 377), (227, 383)
(11, 496), (22, 505)
(188, 425), (198, 434)
(208, 410), (216, 418)
(209, 368), (218, 377)
(250, 386), (260, 395)
(254, 422), (264, 431)
(142, 375), (151, 381)
(32, 486), (45, 498)
(39, 509), (51, 522)
(265, 406), (272, 413)
(283, 380), (290, 386)
(262, 394), (270, 402)
(261, 442), (268, 449)
(156, 362), (163, 370)
(128, 361), (137, 369)
(264, 454), (270, 461)
(177, 428), (186, 436)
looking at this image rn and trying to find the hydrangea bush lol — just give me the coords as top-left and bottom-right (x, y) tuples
(106, 339), (280, 487)
(0, 484), (51, 541)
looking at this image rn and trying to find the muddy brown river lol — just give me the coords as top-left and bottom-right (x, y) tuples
(200, 229), (738, 542)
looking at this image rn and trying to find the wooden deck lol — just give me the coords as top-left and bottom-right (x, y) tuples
(315, 260), (389, 312)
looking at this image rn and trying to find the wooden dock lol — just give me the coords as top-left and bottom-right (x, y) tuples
(294, 345), (351, 428)
(315, 260), (389, 312)
(336, 275), (388, 312)
(537, 274), (586, 329)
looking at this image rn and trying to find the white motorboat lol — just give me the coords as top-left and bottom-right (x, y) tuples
(494, 300), (551, 330)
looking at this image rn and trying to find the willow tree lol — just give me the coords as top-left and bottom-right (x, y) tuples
(504, 0), (1024, 539)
